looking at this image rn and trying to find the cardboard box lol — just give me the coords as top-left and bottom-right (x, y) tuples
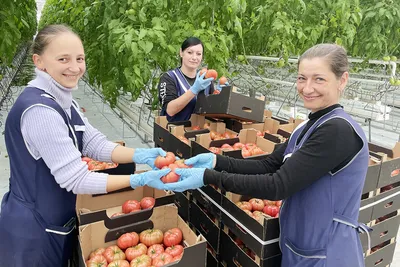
(76, 186), (175, 227)
(220, 192), (280, 259)
(194, 86), (266, 122)
(219, 230), (282, 267)
(206, 248), (220, 267)
(359, 196), (374, 224)
(79, 205), (207, 267)
(369, 142), (400, 188)
(360, 213), (400, 252)
(277, 118), (304, 135)
(174, 191), (190, 222)
(364, 241), (396, 267)
(362, 152), (382, 194)
(190, 201), (221, 252)
(371, 185), (400, 220)
(192, 188), (222, 219)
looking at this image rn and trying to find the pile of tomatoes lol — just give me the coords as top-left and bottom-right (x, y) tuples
(154, 152), (191, 183)
(209, 142), (266, 158)
(86, 227), (184, 267)
(236, 198), (282, 221)
(110, 197), (156, 218)
(82, 157), (118, 171)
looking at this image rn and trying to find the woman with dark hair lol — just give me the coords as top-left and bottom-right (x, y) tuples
(158, 37), (216, 122)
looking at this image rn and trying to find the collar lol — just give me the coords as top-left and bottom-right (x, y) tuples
(308, 104), (343, 120)
(28, 68), (77, 109)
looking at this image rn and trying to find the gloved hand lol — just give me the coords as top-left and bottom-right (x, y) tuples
(130, 168), (171, 190)
(163, 168), (206, 192)
(216, 79), (229, 91)
(185, 153), (216, 169)
(132, 148), (166, 169)
(190, 71), (214, 95)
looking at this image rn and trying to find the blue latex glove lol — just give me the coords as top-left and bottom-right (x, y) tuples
(190, 71), (214, 95)
(185, 153), (216, 169)
(132, 148), (166, 169)
(163, 168), (206, 192)
(216, 79), (229, 91)
(130, 168), (171, 190)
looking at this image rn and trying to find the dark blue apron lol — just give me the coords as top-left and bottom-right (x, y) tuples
(160, 67), (211, 122)
(279, 108), (370, 267)
(0, 87), (85, 266)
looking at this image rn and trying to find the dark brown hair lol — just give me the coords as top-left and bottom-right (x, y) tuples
(32, 24), (80, 55)
(298, 44), (349, 79)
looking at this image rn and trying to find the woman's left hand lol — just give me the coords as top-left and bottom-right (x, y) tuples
(163, 168), (206, 192)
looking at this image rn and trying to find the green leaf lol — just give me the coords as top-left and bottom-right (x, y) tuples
(139, 29), (147, 40)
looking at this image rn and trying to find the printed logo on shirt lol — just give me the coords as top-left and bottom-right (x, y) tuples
(159, 82), (166, 106)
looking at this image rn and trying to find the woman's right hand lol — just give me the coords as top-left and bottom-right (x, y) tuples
(189, 71), (214, 95)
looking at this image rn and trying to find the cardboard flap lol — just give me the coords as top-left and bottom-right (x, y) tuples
(393, 142), (400, 159)
(264, 110), (273, 118)
(156, 116), (168, 129)
(263, 118), (280, 134)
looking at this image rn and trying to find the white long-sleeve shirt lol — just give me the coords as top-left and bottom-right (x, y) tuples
(20, 69), (118, 194)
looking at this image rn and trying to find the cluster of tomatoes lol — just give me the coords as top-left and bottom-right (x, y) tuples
(209, 142), (266, 158)
(154, 152), (191, 183)
(199, 68), (228, 95)
(236, 198), (282, 221)
(82, 157), (118, 171)
(209, 130), (237, 141)
(110, 197), (156, 218)
(86, 228), (184, 267)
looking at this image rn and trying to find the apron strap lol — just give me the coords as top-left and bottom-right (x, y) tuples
(333, 213), (372, 251)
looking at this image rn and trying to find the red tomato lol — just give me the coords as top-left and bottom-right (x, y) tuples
(199, 68), (207, 76)
(154, 152), (175, 169)
(172, 253), (183, 262)
(232, 142), (245, 150)
(108, 259), (130, 267)
(251, 147), (264, 156)
(163, 228), (183, 247)
(147, 244), (164, 259)
(82, 156), (92, 163)
(89, 247), (106, 259)
(236, 201), (252, 211)
(249, 198), (265, 211)
(209, 130), (217, 140)
(130, 254), (152, 267)
(263, 205), (279, 217)
(275, 200), (282, 207)
(122, 200), (141, 214)
(252, 211), (265, 221)
(192, 125), (201, 130)
(87, 254), (107, 267)
(111, 212), (125, 218)
(243, 209), (253, 217)
(221, 144), (233, 150)
(205, 69), (218, 80)
(203, 123), (210, 129)
(161, 170), (180, 183)
(103, 245), (126, 263)
(245, 143), (257, 150)
(263, 200), (275, 206)
(219, 76), (228, 85)
(152, 253), (173, 266)
(241, 149), (252, 158)
(165, 245), (184, 257)
(117, 232), (139, 250)
(125, 243), (148, 262)
(140, 197), (156, 209)
(213, 90), (220, 95)
(175, 159), (190, 168)
(208, 146), (221, 154)
(139, 229), (164, 247)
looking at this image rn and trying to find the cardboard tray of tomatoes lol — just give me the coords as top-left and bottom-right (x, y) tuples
(76, 186), (175, 228)
(194, 86), (266, 122)
(79, 205), (208, 267)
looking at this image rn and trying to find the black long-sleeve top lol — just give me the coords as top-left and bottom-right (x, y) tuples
(203, 104), (363, 200)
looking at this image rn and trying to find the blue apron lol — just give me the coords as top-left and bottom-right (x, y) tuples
(0, 87), (84, 266)
(279, 107), (370, 267)
(160, 67), (211, 122)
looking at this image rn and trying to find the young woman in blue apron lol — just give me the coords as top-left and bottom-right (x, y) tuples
(0, 24), (170, 267)
(162, 44), (370, 267)
(158, 37), (220, 122)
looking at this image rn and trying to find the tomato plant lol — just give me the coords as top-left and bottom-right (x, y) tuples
(139, 229), (164, 247)
(163, 228), (183, 247)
